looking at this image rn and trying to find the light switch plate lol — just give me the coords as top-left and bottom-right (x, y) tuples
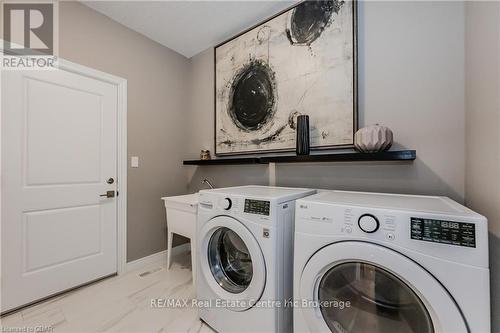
(131, 156), (139, 168)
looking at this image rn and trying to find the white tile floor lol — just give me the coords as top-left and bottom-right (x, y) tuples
(0, 251), (214, 333)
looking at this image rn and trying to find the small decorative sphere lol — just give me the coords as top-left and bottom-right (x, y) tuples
(354, 124), (393, 153)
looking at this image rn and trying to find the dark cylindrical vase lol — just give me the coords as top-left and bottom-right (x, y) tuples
(296, 115), (310, 155)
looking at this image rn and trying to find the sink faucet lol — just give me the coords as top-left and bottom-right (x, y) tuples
(202, 179), (215, 189)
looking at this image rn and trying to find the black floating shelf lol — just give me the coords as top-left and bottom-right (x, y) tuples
(183, 150), (416, 166)
(183, 156), (260, 165)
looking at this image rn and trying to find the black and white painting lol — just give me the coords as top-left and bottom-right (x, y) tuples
(215, 0), (357, 155)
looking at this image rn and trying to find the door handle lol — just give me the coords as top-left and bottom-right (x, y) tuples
(100, 190), (115, 198)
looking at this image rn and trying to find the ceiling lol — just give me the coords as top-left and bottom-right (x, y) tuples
(83, 1), (298, 58)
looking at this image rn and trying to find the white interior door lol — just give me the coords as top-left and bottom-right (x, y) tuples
(1, 67), (118, 313)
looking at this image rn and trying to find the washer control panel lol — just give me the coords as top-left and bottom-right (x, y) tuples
(222, 198), (232, 210)
(244, 199), (270, 216)
(358, 214), (379, 233)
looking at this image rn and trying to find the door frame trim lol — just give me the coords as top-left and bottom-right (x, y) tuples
(0, 54), (128, 275)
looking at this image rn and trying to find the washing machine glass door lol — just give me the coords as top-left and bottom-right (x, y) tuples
(208, 227), (253, 294)
(299, 241), (468, 333)
(200, 216), (266, 311)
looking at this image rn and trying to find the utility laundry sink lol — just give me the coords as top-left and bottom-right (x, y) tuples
(161, 193), (198, 283)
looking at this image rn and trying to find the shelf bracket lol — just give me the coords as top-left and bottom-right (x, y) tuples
(268, 162), (276, 186)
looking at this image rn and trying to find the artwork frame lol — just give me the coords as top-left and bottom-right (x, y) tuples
(214, 0), (358, 156)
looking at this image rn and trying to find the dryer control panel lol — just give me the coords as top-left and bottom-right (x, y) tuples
(410, 218), (476, 248)
(294, 190), (488, 268)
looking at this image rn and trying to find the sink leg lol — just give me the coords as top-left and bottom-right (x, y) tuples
(167, 231), (173, 269)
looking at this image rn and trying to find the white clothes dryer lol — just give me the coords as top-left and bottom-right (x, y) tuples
(293, 191), (490, 333)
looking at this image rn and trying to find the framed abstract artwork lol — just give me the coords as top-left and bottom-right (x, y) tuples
(214, 0), (358, 156)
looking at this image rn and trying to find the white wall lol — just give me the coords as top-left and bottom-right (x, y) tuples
(185, 1), (466, 203)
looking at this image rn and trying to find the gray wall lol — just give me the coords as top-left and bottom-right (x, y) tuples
(464, 2), (500, 331)
(59, 2), (190, 262)
(185, 1), (466, 203)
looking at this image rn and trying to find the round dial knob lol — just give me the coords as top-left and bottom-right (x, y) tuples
(358, 214), (379, 233)
(222, 198), (232, 210)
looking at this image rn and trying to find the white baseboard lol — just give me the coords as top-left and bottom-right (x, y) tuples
(125, 243), (191, 273)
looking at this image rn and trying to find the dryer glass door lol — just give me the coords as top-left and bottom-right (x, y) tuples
(299, 242), (468, 333)
(318, 262), (433, 333)
(208, 227), (253, 293)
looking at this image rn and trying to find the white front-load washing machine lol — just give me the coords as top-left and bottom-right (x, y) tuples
(197, 186), (316, 333)
(294, 191), (490, 333)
